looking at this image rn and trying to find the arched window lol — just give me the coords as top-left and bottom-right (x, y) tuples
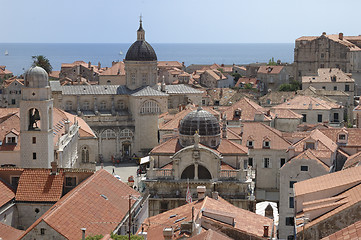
(120, 129), (133, 138)
(101, 129), (116, 139)
(28, 108), (41, 130)
(140, 100), (161, 114)
(131, 73), (136, 85)
(142, 73), (148, 85)
(81, 146), (89, 163)
(117, 100), (125, 110)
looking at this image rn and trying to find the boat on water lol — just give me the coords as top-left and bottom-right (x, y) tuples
(4, 50), (8, 56)
(119, 50), (123, 55)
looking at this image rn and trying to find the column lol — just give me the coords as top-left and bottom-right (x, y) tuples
(194, 163), (198, 180)
(93, 96), (98, 115)
(76, 96), (81, 115)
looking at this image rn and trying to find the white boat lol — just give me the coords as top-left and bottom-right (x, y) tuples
(4, 50), (8, 56)
(119, 50), (123, 55)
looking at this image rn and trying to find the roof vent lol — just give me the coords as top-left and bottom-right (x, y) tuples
(100, 194), (108, 200)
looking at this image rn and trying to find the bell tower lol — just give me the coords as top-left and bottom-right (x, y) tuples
(20, 66), (54, 168)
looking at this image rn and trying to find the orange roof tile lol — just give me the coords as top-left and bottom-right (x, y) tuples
(222, 97), (271, 121)
(319, 128), (361, 147)
(240, 122), (291, 150)
(292, 129), (338, 154)
(217, 138), (248, 155)
(302, 68), (354, 83)
(21, 169), (140, 240)
(235, 77), (257, 88)
(99, 61), (125, 76)
(140, 196), (273, 240)
(0, 222), (24, 240)
(284, 149), (330, 170)
(273, 95), (342, 110)
(272, 109), (303, 119)
(151, 138), (183, 154)
(0, 179), (15, 207)
(343, 151), (361, 169)
(158, 61), (183, 68)
(258, 65), (284, 74)
(15, 169), (64, 202)
(188, 229), (231, 240)
(321, 219), (361, 240)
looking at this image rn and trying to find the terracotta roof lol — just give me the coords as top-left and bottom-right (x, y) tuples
(21, 169), (140, 240)
(272, 95), (342, 110)
(0, 112), (21, 152)
(15, 169), (64, 202)
(3, 78), (24, 88)
(284, 149), (330, 171)
(321, 219), (361, 240)
(272, 109), (303, 119)
(235, 77), (257, 88)
(292, 129), (338, 154)
(140, 196), (273, 240)
(259, 91), (296, 106)
(158, 61), (183, 68)
(217, 138), (248, 155)
(150, 138), (183, 154)
(225, 128), (242, 141)
(296, 176), (361, 233)
(240, 122), (291, 150)
(319, 128), (361, 147)
(296, 34), (361, 51)
(221, 162), (235, 170)
(49, 71), (60, 79)
(302, 68), (354, 83)
(343, 151), (361, 169)
(99, 61), (125, 76)
(294, 165), (361, 197)
(222, 97), (271, 121)
(0, 179), (15, 207)
(188, 229), (231, 240)
(258, 65), (284, 74)
(0, 222), (24, 240)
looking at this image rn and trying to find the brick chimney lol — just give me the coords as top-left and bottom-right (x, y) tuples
(51, 161), (58, 175)
(339, 32), (344, 40)
(98, 62), (101, 70)
(263, 225), (269, 237)
(197, 186), (206, 200)
(88, 61), (91, 68)
(212, 191), (219, 200)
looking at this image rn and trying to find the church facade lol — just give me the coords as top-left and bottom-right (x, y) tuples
(51, 19), (203, 162)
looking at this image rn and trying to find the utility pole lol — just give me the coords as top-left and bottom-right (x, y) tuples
(129, 194), (131, 240)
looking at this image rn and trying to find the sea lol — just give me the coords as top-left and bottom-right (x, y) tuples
(0, 43), (294, 76)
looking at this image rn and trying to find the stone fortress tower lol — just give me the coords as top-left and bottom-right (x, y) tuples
(20, 66), (54, 168)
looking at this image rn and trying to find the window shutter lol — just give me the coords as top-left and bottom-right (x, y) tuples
(269, 158), (272, 168)
(262, 158), (265, 168)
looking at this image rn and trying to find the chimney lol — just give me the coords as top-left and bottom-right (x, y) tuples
(88, 61), (91, 68)
(98, 62), (101, 70)
(81, 228), (86, 240)
(339, 32), (344, 40)
(51, 161), (58, 175)
(163, 228), (173, 240)
(197, 186), (206, 200)
(212, 191), (219, 200)
(263, 225), (269, 237)
(322, 32), (326, 35)
(112, 61), (116, 66)
(64, 120), (70, 134)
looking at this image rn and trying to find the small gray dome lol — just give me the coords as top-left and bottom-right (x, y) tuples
(179, 108), (220, 136)
(125, 40), (157, 61)
(25, 66), (49, 88)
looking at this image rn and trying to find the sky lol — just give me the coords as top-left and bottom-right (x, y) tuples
(2, 0), (361, 43)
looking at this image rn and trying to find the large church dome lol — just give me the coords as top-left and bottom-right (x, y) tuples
(179, 108), (221, 148)
(24, 66), (49, 88)
(125, 41), (157, 61)
(125, 18), (157, 61)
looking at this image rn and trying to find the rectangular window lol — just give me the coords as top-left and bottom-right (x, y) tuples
(334, 113), (339, 122)
(322, 86), (326, 89)
(263, 141), (270, 148)
(280, 158), (286, 167)
(41, 228), (45, 235)
(339, 134), (346, 140)
(131, 73), (136, 84)
(289, 197), (294, 208)
(317, 114), (322, 123)
(11, 176), (20, 190)
(7, 137), (16, 143)
(248, 158), (253, 167)
(202, 99), (206, 105)
(286, 217), (295, 226)
(345, 85), (350, 92)
(243, 159), (248, 170)
(247, 140), (253, 148)
(302, 114), (307, 123)
(320, 64), (325, 68)
(11, 99), (16, 105)
(263, 158), (271, 168)
(33, 152), (37, 160)
(65, 177), (76, 187)
(301, 165), (309, 171)
(333, 86), (337, 90)
(32, 137), (36, 144)
(289, 181), (297, 188)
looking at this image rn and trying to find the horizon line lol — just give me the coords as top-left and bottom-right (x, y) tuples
(0, 42), (295, 44)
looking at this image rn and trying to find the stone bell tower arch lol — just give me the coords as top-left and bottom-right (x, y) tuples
(20, 66), (54, 168)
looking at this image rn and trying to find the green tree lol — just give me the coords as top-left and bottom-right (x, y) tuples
(279, 80), (301, 92)
(244, 83), (253, 89)
(231, 73), (242, 83)
(110, 233), (144, 240)
(84, 235), (104, 240)
(32, 55), (53, 74)
(267, 57), (277, 66)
